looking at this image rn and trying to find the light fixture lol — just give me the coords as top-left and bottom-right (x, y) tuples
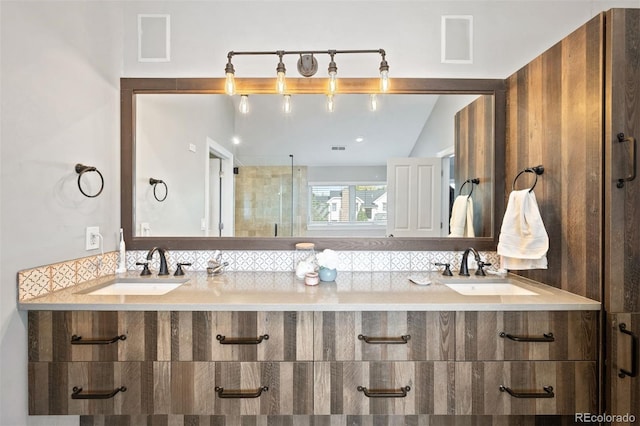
(239, 95), (249, 114)
(369, 94), (378, 111)
(327, 51), (337, 94)
(225, 54), (236, 96)
(283, 94), (292, 113)
(232, 136), (240, 145)
(326, 94), (335, 112)
(276, 51), (287, 94)
(379, 51), (390, 92)
(224, 49), (389, 95)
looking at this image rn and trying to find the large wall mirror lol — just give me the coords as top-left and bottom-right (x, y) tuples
(122, 78), (505, 250)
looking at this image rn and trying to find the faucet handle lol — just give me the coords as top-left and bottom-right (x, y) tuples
(136, 261), (151, 276)
(475, 261), (492, 276)
(434, 262), (453, 276)
(174, 262), (192, 276)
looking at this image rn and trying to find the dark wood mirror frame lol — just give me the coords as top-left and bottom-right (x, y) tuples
(121, 77), (506, 251)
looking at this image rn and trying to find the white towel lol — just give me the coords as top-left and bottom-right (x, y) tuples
(497, 189), (549, 270)
(449, 195), (475, 237)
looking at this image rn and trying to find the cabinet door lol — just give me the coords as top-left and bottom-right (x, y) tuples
(28, 361), (152, 415)
(314, 311), (455, 361)
(607, 313), (640, 421)
(153, 361), (313, 415)
(456, 311), (598, 361)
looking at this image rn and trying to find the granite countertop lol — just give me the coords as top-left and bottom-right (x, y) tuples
(17, 270), (601, 312)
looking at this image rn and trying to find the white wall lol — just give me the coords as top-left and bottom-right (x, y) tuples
(2, 1), (639, 425)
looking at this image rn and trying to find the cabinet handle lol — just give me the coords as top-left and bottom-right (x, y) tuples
(357, 385), (411, 398)
(499, 332), (554, 342)
(216, 334), (269, 345)
(499, 385), (554, 398)
(214, 386), (268, 398)
(358, 334), (411, 344)
(618, 323), (638, 378)
(71, 386), (126, 400)
(616, 133), (637, 188)
(70, 334), (126, 345)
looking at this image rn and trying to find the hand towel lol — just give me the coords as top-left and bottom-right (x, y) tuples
(449, 195), (475, 237)
(497, 189), (549, 270)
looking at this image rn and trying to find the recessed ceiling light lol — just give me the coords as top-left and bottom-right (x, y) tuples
(232, 137), (241, 145)
(355, 137), (364, 143)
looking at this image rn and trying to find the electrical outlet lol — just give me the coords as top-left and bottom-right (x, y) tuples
(85, 226), (100, 250)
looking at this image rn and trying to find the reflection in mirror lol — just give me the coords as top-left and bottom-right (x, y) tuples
(135, 93), (494, 239)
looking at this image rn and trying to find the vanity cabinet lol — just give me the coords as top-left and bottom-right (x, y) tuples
(28, 311), (314, 416)
(314, 311), (598, 416)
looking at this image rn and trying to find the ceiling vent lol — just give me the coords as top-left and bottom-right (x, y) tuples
(331, 146), (346, 151)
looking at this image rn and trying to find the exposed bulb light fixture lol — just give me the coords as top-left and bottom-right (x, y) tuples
(239, 95), (249, 114)
(276, 51), (287, 94)
(379, 51), (390, 92)
(283, 94), (292, 113)
(328, 51), (338, 94)
(369, 94), (378, 112)
(327, 94), (335, 112)
(224, 49), (389, 96)
(225, 56), (236, 96)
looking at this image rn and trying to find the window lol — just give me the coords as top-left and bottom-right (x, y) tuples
(309, 184), (387, 226)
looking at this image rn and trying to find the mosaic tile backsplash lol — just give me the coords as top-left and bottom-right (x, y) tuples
(18, 249), (499, 301)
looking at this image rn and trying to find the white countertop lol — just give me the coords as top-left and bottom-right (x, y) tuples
(18, 271), (601, 312)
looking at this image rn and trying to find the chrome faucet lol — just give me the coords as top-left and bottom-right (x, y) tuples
(146, 247), (169, 276)
(459, 247), (486, 276)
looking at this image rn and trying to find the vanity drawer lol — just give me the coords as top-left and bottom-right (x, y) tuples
(314, 360), (597, 415)
(28, 311), (151, 362)
(455, 311), (598, 361)
(28, 361), (152, 415)
(314, 311), (455, 361)
(153, 361), (314, 415)
(28, 311), (313, 362)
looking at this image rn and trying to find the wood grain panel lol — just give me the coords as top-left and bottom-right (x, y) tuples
(314, 311), (455, 361)
(455, 311), (598, 361)
(455, 95), (495, 237)
(505, 14), (604, 300)
(606, 313), (640, 423)
(604, 9), (640, 313)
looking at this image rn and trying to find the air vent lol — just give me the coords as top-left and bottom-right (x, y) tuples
(331, 146), (346, 151)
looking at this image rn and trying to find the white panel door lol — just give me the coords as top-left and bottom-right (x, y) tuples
(387, 157), (442, 237)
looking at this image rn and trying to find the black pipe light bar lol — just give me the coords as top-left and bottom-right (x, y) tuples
(224, 48), (390, 96)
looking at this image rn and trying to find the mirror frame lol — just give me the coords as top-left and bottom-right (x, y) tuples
(121, 77), (505, 251)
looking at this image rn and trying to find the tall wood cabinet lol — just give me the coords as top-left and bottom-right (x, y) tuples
(603, 8), (640, 421)
(505, 8), (640, 422)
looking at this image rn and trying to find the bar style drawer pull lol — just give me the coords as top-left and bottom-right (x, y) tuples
(358, 334), (411, 344)
(499, 385), (554, 398)
(499, 332), (554, 342)
(70, 334), (126, 345)
(357, 385), (411, 398)
(71, 386), (126, 400)
(214, 386), (268, 398)
(618, 323), (638, 378)
(216, 334), (269, 345)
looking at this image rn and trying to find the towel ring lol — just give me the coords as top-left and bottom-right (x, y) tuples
(75, 163), (104, 198)
(149, 178), (168, 202)
(512, 165), (544, 192)
(459, 178), (480, 197)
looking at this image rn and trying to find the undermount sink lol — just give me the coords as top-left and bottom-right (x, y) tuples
(80, 277), (188, 296)
(442, 279), (539, 296)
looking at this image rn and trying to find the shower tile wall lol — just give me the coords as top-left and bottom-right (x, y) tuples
(234, 165), (308, 237)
